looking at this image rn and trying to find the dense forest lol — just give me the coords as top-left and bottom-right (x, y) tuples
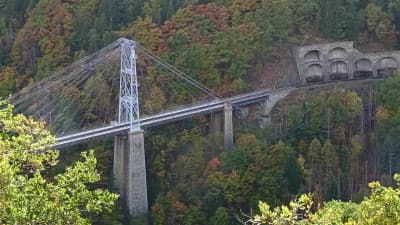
(2, 0), (400, 224)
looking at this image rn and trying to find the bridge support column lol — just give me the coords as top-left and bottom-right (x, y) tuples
(114, 135), (128, 201)
(114, 130), (148, 216)
(210, 112), (222, 134)
(224, 103), (233, 151)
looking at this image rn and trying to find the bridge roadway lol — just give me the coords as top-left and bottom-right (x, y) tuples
(54, 77), (383, 148)
(54, 87), (291, 148)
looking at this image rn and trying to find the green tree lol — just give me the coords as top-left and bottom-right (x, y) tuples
(0, 66), (17, 97)
(283, 147), (303, 195)
(366, 2), (396, 42)
(318, 0), (365, 39)
(0, 100), (117, 224)
(321, 141), (339, 199)
(251, 174), (400, 225)
(209, 207), (229, 225)
(307, 138), (322, 191)
(250, 194), (313, 225)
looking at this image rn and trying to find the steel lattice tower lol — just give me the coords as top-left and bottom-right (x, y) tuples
(118, 38), (140, 131)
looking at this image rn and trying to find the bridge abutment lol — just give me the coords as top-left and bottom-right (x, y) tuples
(113, 130), (148, 216)
(224, 103), (234, 151)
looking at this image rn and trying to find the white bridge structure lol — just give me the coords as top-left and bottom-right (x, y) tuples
(52, 39), (291, 215)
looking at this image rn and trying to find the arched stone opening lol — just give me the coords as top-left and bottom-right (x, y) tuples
(329, 61), (348, 80)
(304, 50), (321, 62)
(304, 64), (323, 83)
(354, 58), (373, 78)
(377, 57), (398, 77)
(328, 47), (347, 59)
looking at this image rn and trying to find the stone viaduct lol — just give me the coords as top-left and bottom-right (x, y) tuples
(295, 41), (400, 84)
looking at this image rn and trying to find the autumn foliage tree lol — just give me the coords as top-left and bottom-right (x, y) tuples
(250, 174), (400, 225)
(0, 100), (117, 224)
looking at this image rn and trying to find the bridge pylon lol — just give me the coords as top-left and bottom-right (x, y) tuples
(114, 38), (148, 216)
(118, 38), (140, 132)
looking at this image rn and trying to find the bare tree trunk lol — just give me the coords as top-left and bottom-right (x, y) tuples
(350, 176), (354, 200)
(361, 107), (364, 138)
(309, 167), (313, 193)
(365, 160), (368, 185)
(374, 154), (377, 181)
(327, 108), (331, 141)
(285, 104), (288, 131)
(389, 149), (392, 185)
(374, 83), (379, 181)
(337, 170), (341, 199)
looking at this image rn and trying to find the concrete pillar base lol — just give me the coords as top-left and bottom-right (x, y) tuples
(224, 103), (233, 151)
(113, 130), (148, 216)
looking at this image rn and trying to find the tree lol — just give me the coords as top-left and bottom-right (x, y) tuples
(0, 100), (117, 224)
(11, 0), (74, 80)
(318, 0), (365, 39)
(283, 148), (303, 195)
(321, 141), (339, 199)
(0, 66), (17, 97)
(307, 138), (322, 191)
(250, 174), (400, 225)
(250, 194), (313, 225)
(366, 3), (396, 42)
(209, 207), (229, 225)
(388, 0), (400, 47)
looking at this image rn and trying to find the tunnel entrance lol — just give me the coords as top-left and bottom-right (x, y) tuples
(377, 68), (397, 77)
(354, 71), (373, 78)
(354, 58), (373, 78)
(377, 57), (398, 77)
(329, 61), (348, 80)
(306, 76), (324, 83)
(304, 64), (323, 83)
(329, 73), (349, 80)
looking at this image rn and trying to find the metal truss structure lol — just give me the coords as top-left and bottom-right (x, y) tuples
(118, 38), (140, 132)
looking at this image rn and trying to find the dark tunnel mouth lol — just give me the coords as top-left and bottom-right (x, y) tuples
(354, 70), (373, 78)
(377, 68), (397, 77)
(329, 73), (349, 81)
(306, 75), (324, 83)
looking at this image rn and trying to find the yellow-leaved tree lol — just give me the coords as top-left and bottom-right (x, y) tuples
(0, 100), (118, 224)
(249, 174), (400, 225)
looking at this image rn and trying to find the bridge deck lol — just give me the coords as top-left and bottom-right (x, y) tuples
(54, 87), (284, 148)
(54, 77), (382, 148)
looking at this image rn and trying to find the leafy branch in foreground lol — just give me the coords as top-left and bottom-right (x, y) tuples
(0, 99), (118, 225)
(249, 174), (400, 225)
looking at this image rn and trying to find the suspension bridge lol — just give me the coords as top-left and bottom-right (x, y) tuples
(11, 38), (394, 216)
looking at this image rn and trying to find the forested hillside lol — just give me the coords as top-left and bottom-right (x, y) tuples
(1, 0), (400, 95)
(2, 0), (400, 224)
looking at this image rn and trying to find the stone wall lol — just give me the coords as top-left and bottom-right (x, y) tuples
(294, 42), (400, 84)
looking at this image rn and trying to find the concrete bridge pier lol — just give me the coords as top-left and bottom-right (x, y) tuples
(113, 130), (148, 216)
(210, 112), (223, 136)
(224, 103), (234, 151)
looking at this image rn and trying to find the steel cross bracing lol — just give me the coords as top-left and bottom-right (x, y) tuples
(118, 38), (140, 132)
